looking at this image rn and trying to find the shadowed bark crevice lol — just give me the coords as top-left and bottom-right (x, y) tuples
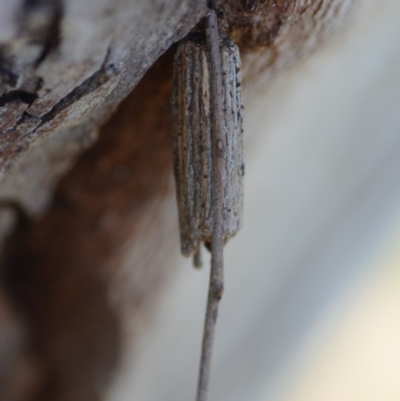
(0, 90), (38, 107)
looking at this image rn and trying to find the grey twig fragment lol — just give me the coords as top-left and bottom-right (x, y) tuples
(171, 8), (244, 401)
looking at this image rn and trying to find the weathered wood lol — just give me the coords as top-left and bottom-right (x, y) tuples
(0, 0), (208, 216)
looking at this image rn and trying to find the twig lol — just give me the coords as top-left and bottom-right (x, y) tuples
(196, 9), (225, 401)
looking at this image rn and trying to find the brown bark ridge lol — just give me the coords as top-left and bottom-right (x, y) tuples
(0, 1), (362, 400)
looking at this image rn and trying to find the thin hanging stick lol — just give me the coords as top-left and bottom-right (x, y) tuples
(196, 9), (226, 401)
(170, 5), (244, 399)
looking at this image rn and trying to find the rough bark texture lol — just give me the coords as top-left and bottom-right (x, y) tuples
(0, 1), (362, 400)
(0, 0), (208, 217)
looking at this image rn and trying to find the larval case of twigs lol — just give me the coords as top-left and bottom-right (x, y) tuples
(170, 32), (244, 257)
